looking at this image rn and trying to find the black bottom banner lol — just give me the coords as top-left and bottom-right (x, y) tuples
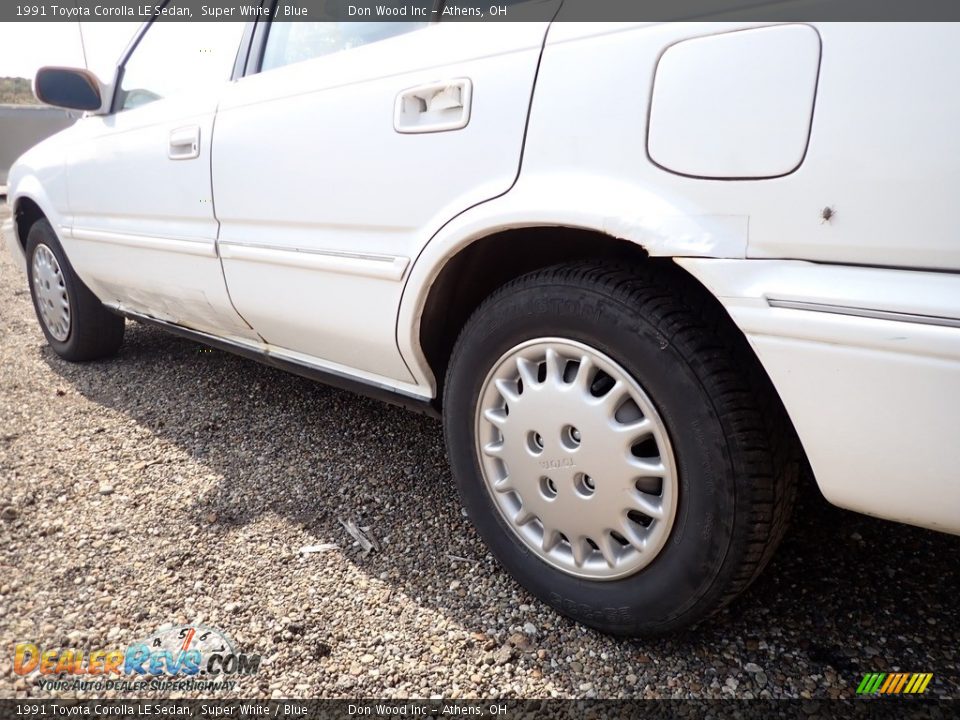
(0, 699), (956, 720)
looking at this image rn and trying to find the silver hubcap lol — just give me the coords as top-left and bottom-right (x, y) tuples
(475, 338), (678, 580)
(31, 243), (71, 341)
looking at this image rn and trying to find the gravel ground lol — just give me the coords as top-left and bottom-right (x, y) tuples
(1, 201), (958, 701)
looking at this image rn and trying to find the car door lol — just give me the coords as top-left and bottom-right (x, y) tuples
(212, 9), (556, 388)
(62, 4), (257, 340)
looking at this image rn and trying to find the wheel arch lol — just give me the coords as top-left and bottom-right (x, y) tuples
(13, 195), (47, 251)
(413, 225), (648, 399)
(397, 175), (749, 396)
(8, 170), (66, 256)
(5, 189), (57, 278)
(407, 224), (769, 411)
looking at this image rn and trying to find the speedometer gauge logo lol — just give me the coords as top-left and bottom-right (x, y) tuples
(145, 624), (235, 659)
(125, 624), (259, 677)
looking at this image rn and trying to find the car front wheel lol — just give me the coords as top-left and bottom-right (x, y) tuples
(26, 218), (124, 361)
(443, 261), (797, 636)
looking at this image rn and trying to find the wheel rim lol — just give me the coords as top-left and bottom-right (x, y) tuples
(31, 243), (71, 342)
(475, 338), (678, 581)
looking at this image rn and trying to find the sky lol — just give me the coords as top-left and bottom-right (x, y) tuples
(0, 22), (142, 80)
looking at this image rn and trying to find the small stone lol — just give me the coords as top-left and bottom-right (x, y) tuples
(313, 642), (331, 658)
(522, 622), (537, 636)
(449, 580), (461, 591)
(744, 662), (763, 673)
(494, 644), (514, 666)
(98, 484), (114, 495)
(224, 602), (240, 614)
(505, 633), (530, 652)
(360, 654), (376, 664)
(0, 506), (17, 521)
(626, 674), (638, 685)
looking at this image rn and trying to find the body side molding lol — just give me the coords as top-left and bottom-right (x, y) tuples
(766, 298), (960, 329)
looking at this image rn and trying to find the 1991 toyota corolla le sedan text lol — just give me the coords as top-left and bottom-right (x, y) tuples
(4, 9), (959, 636)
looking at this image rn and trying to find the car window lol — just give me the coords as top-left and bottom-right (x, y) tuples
(117, 2), (244, 111)
(261, 19), (427, 72)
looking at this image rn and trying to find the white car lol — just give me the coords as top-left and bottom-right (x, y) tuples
(4, 11), (959, 636)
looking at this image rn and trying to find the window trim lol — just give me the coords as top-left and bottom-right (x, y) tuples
(232, 13), (263, 81)
(111, 4), (167, 114)
(245, 1), (276, 76)
(244, 0), (446, 78)
(111, 0), (258, 114)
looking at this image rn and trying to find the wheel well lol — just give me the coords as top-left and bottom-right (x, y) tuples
(419, 227), (649, 394)
(14, 197), (45, 249)
(420, 226), (812, 490)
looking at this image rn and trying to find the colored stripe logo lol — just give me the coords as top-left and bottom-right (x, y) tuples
(856, 672), (933, 695)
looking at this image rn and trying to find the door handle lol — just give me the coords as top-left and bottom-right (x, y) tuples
(394, 79), (472, 134)
(168, 125), (200, 160)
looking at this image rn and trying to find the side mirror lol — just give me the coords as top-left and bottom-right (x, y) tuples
(34, 67), (107, 113)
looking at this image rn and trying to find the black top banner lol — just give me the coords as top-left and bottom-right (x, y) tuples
(6, 0), (960, 22)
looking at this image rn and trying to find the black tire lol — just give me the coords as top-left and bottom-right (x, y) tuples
(443, 261), (797, 636)
(26, 219), (124, 361)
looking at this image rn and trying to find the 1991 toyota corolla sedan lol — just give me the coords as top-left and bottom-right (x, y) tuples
(4, 8), (959, 636)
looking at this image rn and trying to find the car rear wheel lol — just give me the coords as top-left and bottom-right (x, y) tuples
(443, 261), (797, 636)
(26, 219), (124, 361)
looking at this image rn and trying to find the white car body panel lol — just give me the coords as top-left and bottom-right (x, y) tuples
(676, 258), (960, 534)
(212, 21), (552, 383)
(4, 20), (959, 535)
(514, 22), (960, 271)
(5, 138), (71, 258)
(60, 90), (259, 340)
